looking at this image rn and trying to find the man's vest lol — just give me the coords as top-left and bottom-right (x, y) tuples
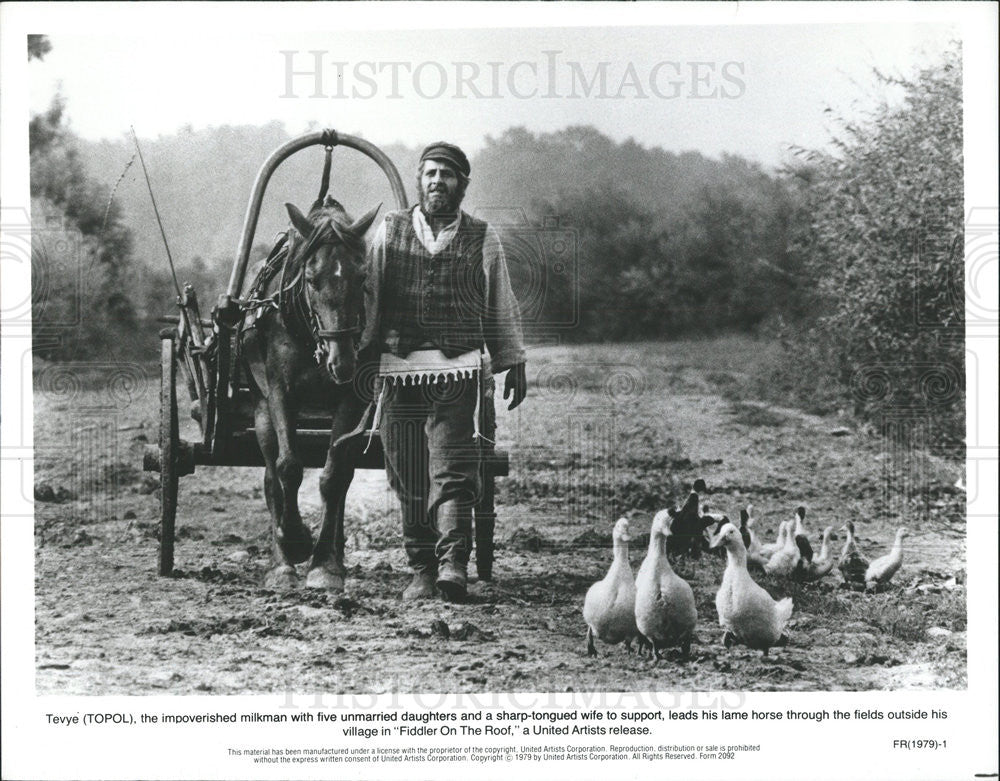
(381, 208), (488, 358)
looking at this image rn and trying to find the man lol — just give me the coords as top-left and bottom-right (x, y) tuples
(361, 141), (527, 602)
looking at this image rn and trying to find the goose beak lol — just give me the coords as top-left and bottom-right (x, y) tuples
(708, 532), (723, 549)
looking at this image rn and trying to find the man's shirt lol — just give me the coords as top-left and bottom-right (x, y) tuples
(362, 206), (526, 374)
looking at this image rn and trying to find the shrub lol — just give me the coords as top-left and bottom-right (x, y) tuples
(757, 45), (964, 449)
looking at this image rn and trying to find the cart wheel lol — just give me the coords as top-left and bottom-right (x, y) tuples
(159, 336), (179, 576)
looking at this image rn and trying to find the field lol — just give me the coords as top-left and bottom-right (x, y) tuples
(33, 336), (967, 693)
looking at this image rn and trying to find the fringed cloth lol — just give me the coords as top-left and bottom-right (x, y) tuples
(365, 349), (491, 452)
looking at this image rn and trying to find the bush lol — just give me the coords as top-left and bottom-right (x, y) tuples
(756, 45), (964, 449)
(30, 95), (155, 361)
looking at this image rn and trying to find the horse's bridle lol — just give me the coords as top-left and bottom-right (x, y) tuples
(278, 231), (363, 366)
(306, 288), (362, 364)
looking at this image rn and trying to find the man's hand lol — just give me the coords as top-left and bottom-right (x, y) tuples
(503, 362), (527, 410)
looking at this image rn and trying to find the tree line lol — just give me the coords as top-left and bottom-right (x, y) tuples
(29, 36), (963, 445)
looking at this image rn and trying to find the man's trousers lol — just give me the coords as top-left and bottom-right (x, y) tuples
(380, 376), (481, 574)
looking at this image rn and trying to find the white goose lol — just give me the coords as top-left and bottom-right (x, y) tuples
(864, 527), (909, 592)
(794, 526), (836, 582)
(635, 510), (698, 660)
(759, 519), (788, 558)
(764, 520), (801, 577)
(583, 517), (638, 656)
(743, 505), (769, 571)
(710, 523), (793, 655)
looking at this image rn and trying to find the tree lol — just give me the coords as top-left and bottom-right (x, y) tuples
(767, 45), (964, 447)
(30, 40), (143, 360)
(477, 127), (796, 341)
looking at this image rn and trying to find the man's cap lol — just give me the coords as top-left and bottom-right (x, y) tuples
(419, 142), (471, 178)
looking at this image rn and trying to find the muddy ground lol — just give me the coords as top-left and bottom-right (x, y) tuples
(33, 337), (967, 693)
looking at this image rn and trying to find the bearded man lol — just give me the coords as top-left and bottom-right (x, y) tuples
(361, 142), (527, 602)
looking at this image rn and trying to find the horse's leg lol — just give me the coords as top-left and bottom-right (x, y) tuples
(264, 386), (314, 572)
(307, 348), (385, 590)
(254, 398), (297, 589)
(306, 437), (358, 590)
(306, 396), (363, 590)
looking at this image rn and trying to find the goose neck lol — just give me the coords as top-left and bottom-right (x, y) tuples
(725, 543), (747, 569)
(647, 530), (664, 558)
(818, 530), (832, 560)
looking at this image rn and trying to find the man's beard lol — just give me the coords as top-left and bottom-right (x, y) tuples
(419, 182), (463, 217)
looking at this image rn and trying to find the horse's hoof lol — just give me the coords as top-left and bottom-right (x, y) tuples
(278, 527), (314, 565)
(265, 565), (298, 590)
(305, 568), (345, 591)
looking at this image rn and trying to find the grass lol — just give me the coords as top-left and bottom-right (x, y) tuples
(852, 597), (927, 642)
(729, 402), (788, 428)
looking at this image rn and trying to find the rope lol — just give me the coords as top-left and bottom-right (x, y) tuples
(318, 145), (333, 203)
(332, 400), (375, 449)
(364, 379), (386, 454)
(320, 128), (340, 148)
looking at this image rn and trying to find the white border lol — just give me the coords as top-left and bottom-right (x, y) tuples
(2, 3), (997, 780)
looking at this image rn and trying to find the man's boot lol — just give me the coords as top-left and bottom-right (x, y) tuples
(402, 571), (437, 601)
(434, 500), (471, 602)
(436, 560), (467, 602)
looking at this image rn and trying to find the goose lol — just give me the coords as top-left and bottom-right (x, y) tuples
(583, 517), (639, 657)
(738, 506), (753, 551)
(764, 520), (801, 577)
(837, 521), (869, 587)
(864, 527), (909, 592)
(666, 478), (713, 558)
(710, 523), (793, 655)
(635, 509), (698, 660)
(705, 506), (731, 557)
(743, 505), (770, 571)
(759, 519), (788, 558)
(793, 526), (836, 582)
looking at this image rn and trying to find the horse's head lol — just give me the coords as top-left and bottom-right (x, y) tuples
(286, 197), (381, 383)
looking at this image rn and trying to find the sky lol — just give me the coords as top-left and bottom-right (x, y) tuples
(28, 22), (958, 169)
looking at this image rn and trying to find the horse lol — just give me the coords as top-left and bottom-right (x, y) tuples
(238, 195), (380, 590)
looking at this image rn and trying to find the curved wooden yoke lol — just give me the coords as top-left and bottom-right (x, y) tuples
(222, 129), (409, 306)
